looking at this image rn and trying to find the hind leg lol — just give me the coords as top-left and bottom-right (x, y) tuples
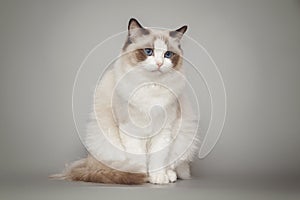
(175, 162), (191, 179)
(119, 132), (148, 173)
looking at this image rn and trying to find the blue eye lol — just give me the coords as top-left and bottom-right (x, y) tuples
(144, 48), (153, 56)
(164, 51), (174, 58)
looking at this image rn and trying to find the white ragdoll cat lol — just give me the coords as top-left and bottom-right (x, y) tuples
(54, 18), (199, 184)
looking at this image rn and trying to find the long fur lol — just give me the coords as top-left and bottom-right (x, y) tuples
(51, 18), (199, 185)
(50, 155), (146, 184)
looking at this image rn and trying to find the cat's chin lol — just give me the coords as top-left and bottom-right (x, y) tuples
(143, 68), (172, 75)
(149, 69), (163, 74)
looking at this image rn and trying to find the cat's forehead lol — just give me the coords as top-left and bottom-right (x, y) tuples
(154, 38), (167, 51)
(150, 29), (169, 37)
(136, 29), (170, 43)
(137, 30), (180, 51)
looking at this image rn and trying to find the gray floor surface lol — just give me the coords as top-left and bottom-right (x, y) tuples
(1, 177), (299, 200)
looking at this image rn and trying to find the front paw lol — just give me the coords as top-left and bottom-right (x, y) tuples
(149, 172), (169, 184)
(167, 169), (177, 183)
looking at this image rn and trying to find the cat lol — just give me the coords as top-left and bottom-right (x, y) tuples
(52, 18), (199, 184)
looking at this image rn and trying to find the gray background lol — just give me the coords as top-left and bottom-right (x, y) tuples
(1, 0), (300, 187)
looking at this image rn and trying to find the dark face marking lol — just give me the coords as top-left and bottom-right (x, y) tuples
(134, 49), (147, 62)
(171, 54), (181, 70)
(139, 28), (150, 35)
(169, 31), (178, 38)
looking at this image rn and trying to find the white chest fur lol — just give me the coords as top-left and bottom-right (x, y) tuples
(116, 83), (178, 139)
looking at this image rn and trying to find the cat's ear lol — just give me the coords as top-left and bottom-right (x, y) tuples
(128, 18), (143, 30)
(170, 25), (188, 40)
(128, 18), (149, 37)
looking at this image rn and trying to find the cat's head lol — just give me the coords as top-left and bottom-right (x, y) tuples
(121, 18), (187, 73)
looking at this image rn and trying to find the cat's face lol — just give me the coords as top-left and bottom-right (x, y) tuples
(122, 18), (187, 73)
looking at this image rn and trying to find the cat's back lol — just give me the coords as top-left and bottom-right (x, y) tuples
(94, 69), (116, 107)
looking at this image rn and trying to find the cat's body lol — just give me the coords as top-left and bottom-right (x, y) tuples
(53, 19), (199, 184)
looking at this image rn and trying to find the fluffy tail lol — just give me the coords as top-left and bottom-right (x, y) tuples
(49, 156), (147, 185)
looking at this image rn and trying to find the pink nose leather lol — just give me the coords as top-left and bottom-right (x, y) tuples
(157, 62), (163, 68)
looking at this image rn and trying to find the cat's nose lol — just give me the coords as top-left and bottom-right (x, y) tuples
(156, 61), (163, 68)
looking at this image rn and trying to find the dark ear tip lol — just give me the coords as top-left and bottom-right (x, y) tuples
(128, 18), (143, 30)
(173, 25), (188, 35)
(169, 25), (188, 38)
(181, 25), (188, 33)
(128, 18), (137, 29)
(129, 18), (138, 23)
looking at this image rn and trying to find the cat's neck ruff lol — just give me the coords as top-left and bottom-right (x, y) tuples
(113, 58), (186, 106)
